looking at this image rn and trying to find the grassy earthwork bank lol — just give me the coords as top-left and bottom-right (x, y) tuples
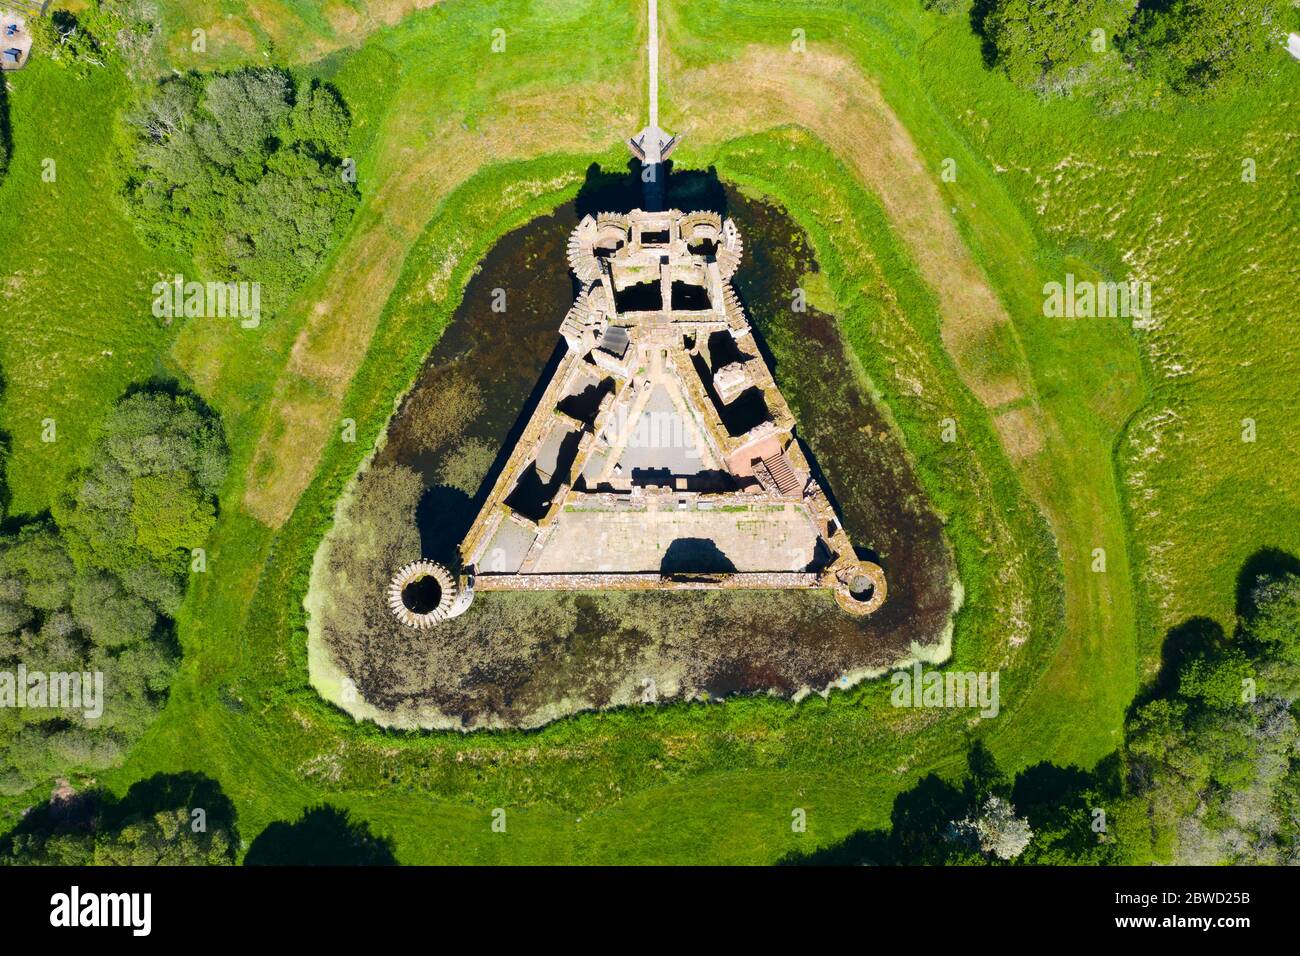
(0, 0), (1295, 862)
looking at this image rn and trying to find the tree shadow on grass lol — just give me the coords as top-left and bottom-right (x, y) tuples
(0, 74), (10, 179)
(780, 771), (967, 866)
(780, 741), (1123, 866)
(1013, 751), (1123, 845)
(968, 0), (1000, 68)
(781, 742), (1001, 866)
(245, 804), (396, 866)
(1131, 547), (1300, 713)
(1133, 615), (1226, 709)
(1235, 547), (1300, 619)
(106, 771), (238, 833)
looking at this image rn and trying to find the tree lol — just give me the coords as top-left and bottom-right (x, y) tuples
(31, 11), (106, 74)
(948, 795), (1034, 860)
(1178, 646), (1254, 710)
(1126, 697), (1206, 788)
(1012, 761), (1126, 864)
(89, 0), (163, 80)
(130, 472), (216, 560)
(71, 573), (157, 648)
(94, 809), (234, 866)
(1244, 572), (1300, 667)
(922, 0), (964, 14)
(1130, 0), (1288, 98)
(0, 525), (76, 614)
(982, 0), (1138, 91)
(56, 390), (227, 585)
(31, 1), (161, 79)
(2, 775), (238, 865)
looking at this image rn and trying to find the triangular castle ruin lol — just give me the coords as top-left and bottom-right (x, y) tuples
(388, 0), (886, 628)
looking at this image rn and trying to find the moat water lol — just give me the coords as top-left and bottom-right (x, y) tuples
(347, 165), (957, 728)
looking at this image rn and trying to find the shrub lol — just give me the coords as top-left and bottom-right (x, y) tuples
(1244, 572), (1300, 666)
(1177, 647), (1255, 710)
(129, 472), (216, 560)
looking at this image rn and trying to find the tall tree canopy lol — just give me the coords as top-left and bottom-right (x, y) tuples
(982, 0), (1139, 90)
(125, 69), (358, 313)
(1130, 0), (1289, 98)
(978, 0), (1288, 100)
(0, 391), (227, 796)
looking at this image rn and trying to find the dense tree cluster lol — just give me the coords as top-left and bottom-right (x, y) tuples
(1, 773), (237, 865)
(982, 0), (1139, 91)
(0, 391), (227, 796)
(974, 0), (1291, 100)
(5, 807), (235, 865)
(124, 68), (359, 314)
(1129, 0), (1293, 98)
(1126, 570), (1300, 864)
(1, 774), (393, 866)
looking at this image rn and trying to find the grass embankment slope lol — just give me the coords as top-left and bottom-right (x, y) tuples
(0, 0), (1293, 862)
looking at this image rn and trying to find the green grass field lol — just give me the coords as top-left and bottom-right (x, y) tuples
(0, 57), (188, 515)
(1, 0), (1296, 862)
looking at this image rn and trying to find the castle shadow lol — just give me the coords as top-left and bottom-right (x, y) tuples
(574, 160), (728, 219)
(661, 536), (737, 575)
